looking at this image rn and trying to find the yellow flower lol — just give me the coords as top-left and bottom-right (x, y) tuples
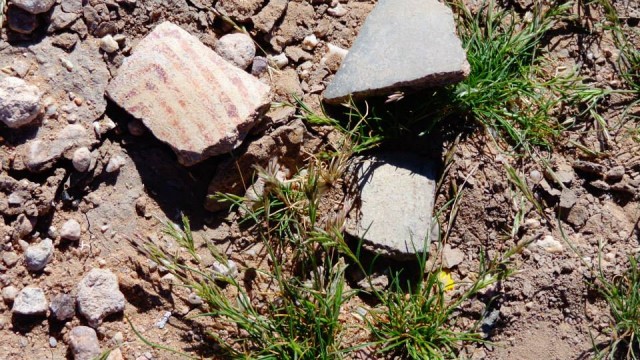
(437, 270), (455, 292)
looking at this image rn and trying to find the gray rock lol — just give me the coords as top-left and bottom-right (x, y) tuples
(559, 188), (577, 212)
(68, 326), (101, 360)
(24, 238), (54, 272)
(77, 268), (125, 327)
(3, 251), (20, 267)
(251, 56), (269, 76)
(61, 0), (83, 14)
(105, 155), (125, 173)
(606, 165), (625, 182)
(72, 147), (92, 172)
(252, 0), (288, 33)
(47, 5), (80, 32)
(7, 6), (37, 34)
(60, 219), (81, 241)
(49, 293), (76, 321)
(0, 76), (42, 128)
(11, 0), (56, 14)
(29, 38), (110, 123)
(24, 124), (89, 172)
(357, 273), (389, 293)
(346, 153), (437, 259)
(12, 213), (35, 239)
(323, 0), (469, 103)
(2, 286), (19, 303)
(12, 287), (48, 315)
(442, 244), (464, 269)
(215, 33), (256, 69)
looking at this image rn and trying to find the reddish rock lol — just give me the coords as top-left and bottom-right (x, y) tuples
(106, 22), (271, 166)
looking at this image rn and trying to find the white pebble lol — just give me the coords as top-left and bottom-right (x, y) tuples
(100, 35), (120, 53)
(269, 53), (289, 69)
(302, 34), (319, 50)
(327, 3), (347, 17)
(105, 155), (126, 173)
(60, 219), (81, 241)
(72, 147), (92, 172)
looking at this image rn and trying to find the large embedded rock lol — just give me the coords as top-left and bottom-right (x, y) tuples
(106, 22), (271, 166)
(0, 76), (42, 128)
(24, 124), (91, 172)
(346, 153), (437, 259)
(324, 0), (469, 103)
(77, 269), (125, 327)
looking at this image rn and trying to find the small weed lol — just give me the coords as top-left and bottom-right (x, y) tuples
(592, 253), (640, 359)
(367, 244), (523, 359)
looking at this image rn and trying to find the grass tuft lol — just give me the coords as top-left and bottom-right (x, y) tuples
(592, 253), (640, 359)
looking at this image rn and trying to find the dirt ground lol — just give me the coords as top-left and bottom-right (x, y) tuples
(0, 0), (639, 359)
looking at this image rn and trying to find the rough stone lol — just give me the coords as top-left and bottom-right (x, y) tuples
(323, 0), (469, 103)
(559, 188), (577, 212)
(49, 293), (76, 321)
(215, 0), (263, 22)
(3, 252), (20, 267)
(29, 38), (110, 123)
(346, 153), (437, 259)
(24, 238), (54, 272)
(72, 147), (92, 172)
(2, 286), (19, 303)
(60, 219), (81, 241)
(47, 5), (80, 32)
(61, 0), (82, 14)
(77, 268), (125, 327)
(69, 326), (101, 360)
(215, 33), (256, 69)
(252, 0), (288, 33)
(0, 76), (42, 128)
(99, 35), (119, 53)
(24, 124), (90, 172)
(106, 22), (271, 166)
(442, 244), (464, 269)
(7, 6), (37, 34)
(534, 235), (563, 253)
(11, 0), (55, 14)
(12, 287), (48, 315)
(105, 155), (125, 173)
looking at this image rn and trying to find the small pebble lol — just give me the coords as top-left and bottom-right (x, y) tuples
(72, 147), (92, 172)
(49, 337), (57, 348)
(100, 35), (120, 53)
(215, 33), (256, 69)
(302, 34), (319, 50)
(105, 155), (126, 173)
(60, 219), (81, 241)
(269, 53), (288, 69)
(2, 286), (19, 303)
(327, 3), (347, 17)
